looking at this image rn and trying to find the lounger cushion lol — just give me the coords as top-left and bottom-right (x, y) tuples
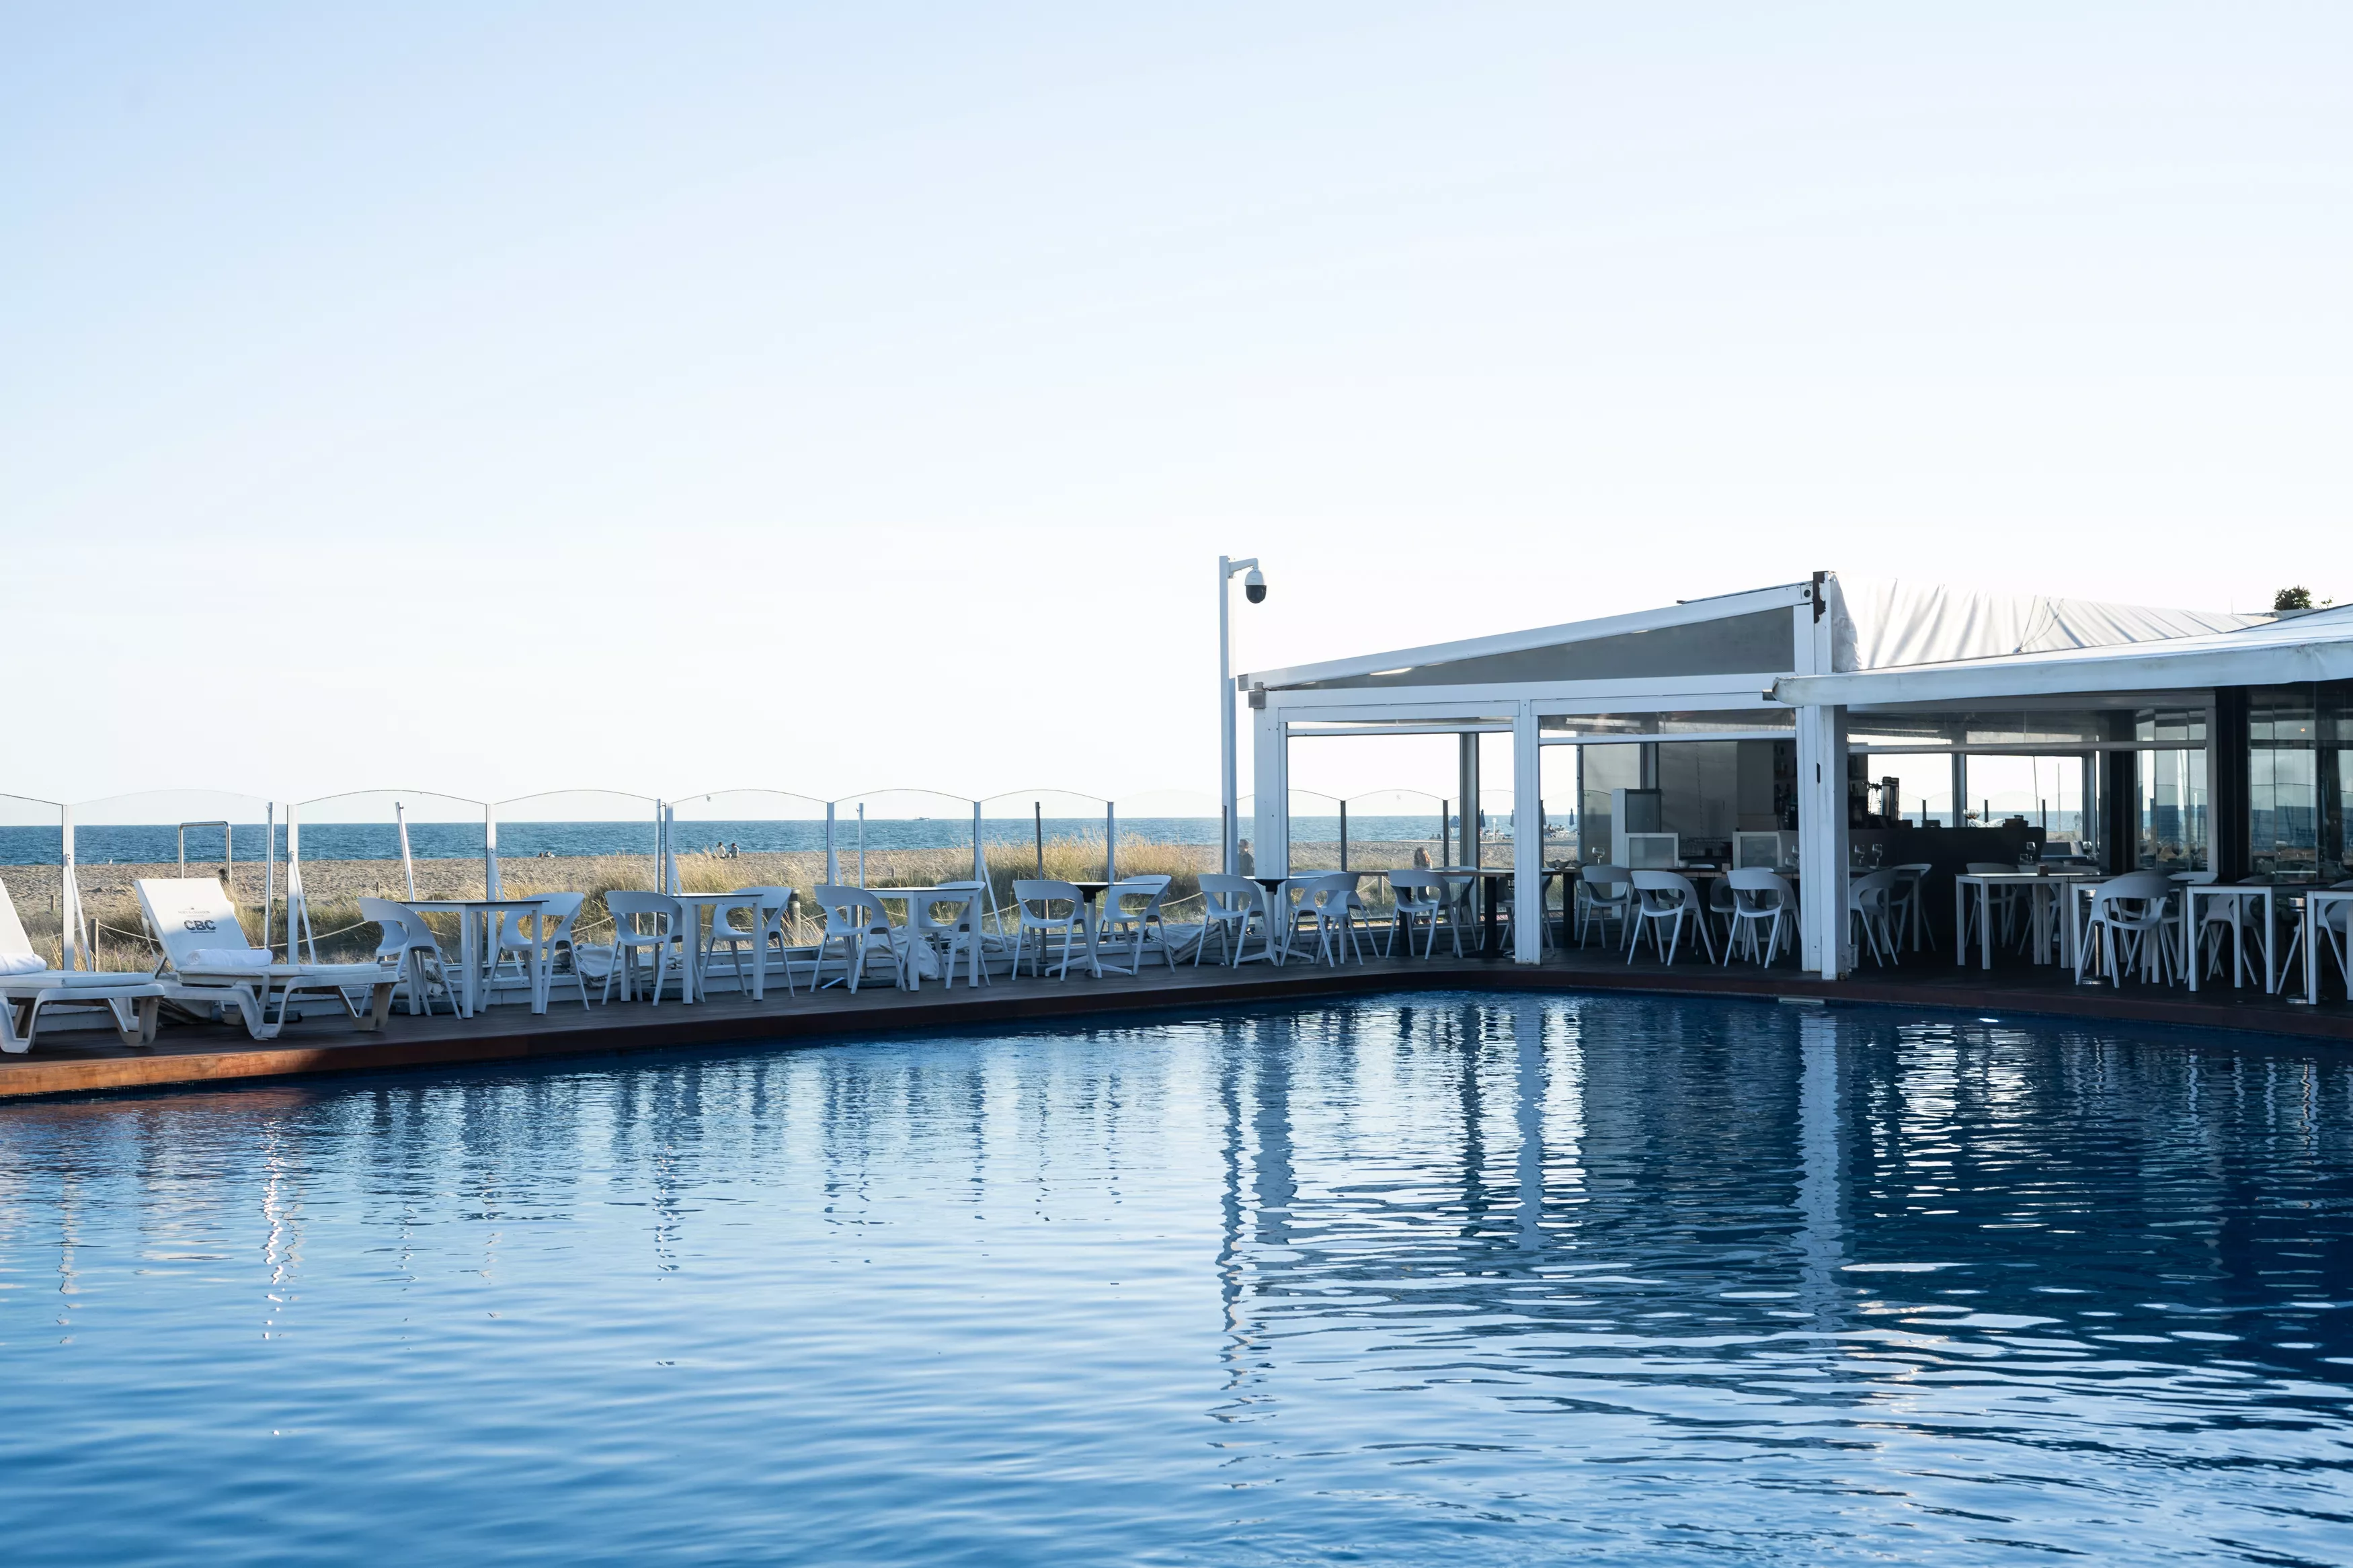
(0, 953), (44, 976)
(186, 947), (274, 968)
(0, 972), (163, 991)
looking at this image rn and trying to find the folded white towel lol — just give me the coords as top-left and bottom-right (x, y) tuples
(0, 952), (47, 977)
(185, 947), (276, 969)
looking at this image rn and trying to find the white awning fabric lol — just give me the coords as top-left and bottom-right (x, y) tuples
(1781, 604), (2353, 706)
(1829, 578), (2264, 673)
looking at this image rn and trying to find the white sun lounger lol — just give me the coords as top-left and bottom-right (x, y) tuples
(0, 872), (167, 1054)
(136, 877), (397, 1042)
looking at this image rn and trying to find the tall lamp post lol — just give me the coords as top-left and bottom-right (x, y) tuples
(1218, 554), (1267, 876)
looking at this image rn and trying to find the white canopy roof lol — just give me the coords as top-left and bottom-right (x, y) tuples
(1242, 573), (2263, 701)
(1829, 578), (2264, 672)
(1781, 604), (2353, 706)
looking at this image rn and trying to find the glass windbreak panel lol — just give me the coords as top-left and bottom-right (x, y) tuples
(666, 790), (829, 943)
(669, 790), (827, 854)
(1578, 745), (1640, 864)
(1963, 756), (2087, 840)
(0, 794), (66, 967)
(1476, 788), (1515, 868)
(68, 788), (276, 875)
(497, 790), (662, 901)
(2137, 749), (2208, 871)
(1341, 790), (1444, 903)
(1286, 790), (1345, 872)
(85, 788), (291, 962)
(1109, 788), (1220, 907)
(1542, 709), (1793, 736)
(834, 790), (981, 891)
(295, 788), (488, 884)
(292, 790), (487, 960)
(1656, 742), (1737, 864)
(0, 791), (62, 873)
(980, 790), (1108, 889)
(2135, 707), (2208, 745)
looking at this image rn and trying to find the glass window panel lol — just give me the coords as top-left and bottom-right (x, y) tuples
(1657, 742), (1739, 862)
(1964, 755), (2087, 840)
(2137, 749), (2206, 870)
(1847, 713), (1951, 748)
(2133, 707), (2207, 745)
(1959, 712), (2108, 746)
(2250, 748), (2317, 875)
(1577, 745), (1640, 864)
(1866, 755), (1958, 827)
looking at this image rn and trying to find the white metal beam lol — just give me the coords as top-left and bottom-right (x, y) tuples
(1251, 704), (1287, 876)
(1796, 704), (1849, 979)
(1265, 677), (1788, 725)
(1538, 731), (1796, 746)
(1513, 702), (1542, 964)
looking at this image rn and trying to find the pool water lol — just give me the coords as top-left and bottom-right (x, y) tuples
(2, 994), (2348, 1565)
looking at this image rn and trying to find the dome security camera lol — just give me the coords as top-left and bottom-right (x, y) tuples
(1243, 567), (1266, 604)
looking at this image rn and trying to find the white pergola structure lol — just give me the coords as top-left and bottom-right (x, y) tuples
(1234, 573), (2266, 980)
(1236, 578), (1852, 975)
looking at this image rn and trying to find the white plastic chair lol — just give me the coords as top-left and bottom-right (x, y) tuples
(1887, 864), (1933, 952)
(2076, 871), (2178, 987)
(1578, 866), (1634, 950)
(1384, 870), (1451, 958)
(810, 886), (905, 992)
(359, 896), (463, 1016)
(693, 891), (774, 1000)
(1195, 874), (1276, 966)
(1284, 874), (1363, 967)
(1435, 872), (1481, 953)
(2293, 881), (2353, 999)
(492, 891), (590, 1010)
(726, 885), (800, 997)
(1009, 880), (1092, 980)
(1095, 878), (1176, 975)
(1722, 869), (1796, 966)
(1629, 871), (1714, 964)
(604, 891), (692, 1003)
(136, 878), (397, 1040)
(1847, 869), (1902, 967)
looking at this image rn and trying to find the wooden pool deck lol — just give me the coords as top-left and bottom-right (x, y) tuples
(5, 944), (2348, 1100)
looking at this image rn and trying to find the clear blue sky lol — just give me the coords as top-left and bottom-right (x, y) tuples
(6, 3), (2347, 809)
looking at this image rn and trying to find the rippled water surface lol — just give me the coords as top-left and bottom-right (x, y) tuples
(3, 994), (2350, 1565)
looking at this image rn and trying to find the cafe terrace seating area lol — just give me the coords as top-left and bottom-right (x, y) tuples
(12, 571), (2353, 1073)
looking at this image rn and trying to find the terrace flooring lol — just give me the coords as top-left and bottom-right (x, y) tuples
(5, 934), (2349, 1101)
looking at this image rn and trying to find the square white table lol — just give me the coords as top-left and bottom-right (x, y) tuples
(661, 891), (759, 1003)
(402, 898), (553, 1016)
(1954, 872), (2093, 971)
(866, 886), (987, 988)
(2303, 889), (2353, 1004)
(2180, 884), (2281, 993)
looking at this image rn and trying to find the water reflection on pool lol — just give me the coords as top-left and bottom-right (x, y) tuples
(2, 995), (2348, 1565)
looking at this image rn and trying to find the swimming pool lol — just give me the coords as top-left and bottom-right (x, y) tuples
(2, 993), (2348, 1565)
